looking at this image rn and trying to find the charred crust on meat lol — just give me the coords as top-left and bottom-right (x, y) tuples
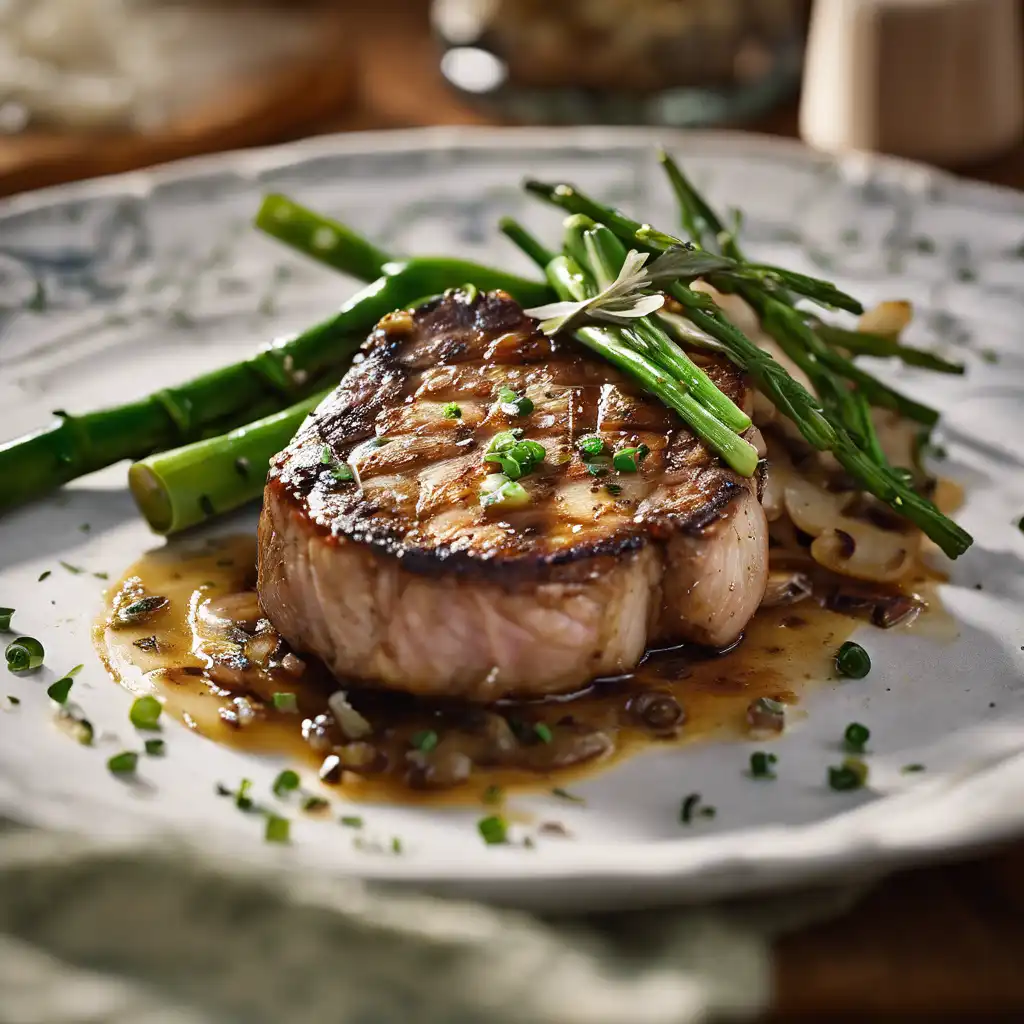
(266, 289), (755, 586)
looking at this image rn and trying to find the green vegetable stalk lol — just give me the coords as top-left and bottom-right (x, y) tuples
(129, 389), (329, 535)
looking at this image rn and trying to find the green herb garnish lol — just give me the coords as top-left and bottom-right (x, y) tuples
(680, 793), (715, 824)
(59, 561), (85, 575)
(391, 836), (403, 854)
(442, 402), (462, 419)
(7, 695), (19, 706)
(844, 722), (870, 753)
(577, 435), (605, 457)
(272, 692), (299, 713)
(533, 722), (553, 744)
(302, 796), (329, 812)
(478, 815), (509, 845)
(411, 729), (439, 753)
(496, 386), (534, 416)
(551, 787), (585, 804)
(0, 608), (13, 631)
(340, 815), (364, 828)
(144, 738), (166, 756)
(480, 473), (530, 511)
(38, 571), (51, 582)
(46, 677), (73, 704)
(265, 815), (290, 843)
(107, 751), (138, 775)
(272, 769), (301, 797)
(482, 431), (545, 480)
(612, 444), (649, 473)
(749, 751), (777, 779)
(235, 778), (255, 810)
(5, 636), (43, 673)
(604, 483), (623, 497)
(901, 763), (926, 774)
(835, 641), (871, 679)
(828, 758), (868, 791)
(129, 695), (163, 730)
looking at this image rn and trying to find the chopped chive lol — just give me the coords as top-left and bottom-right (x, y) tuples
(828, 758), (868, 791)
(46, 677), (73, 704)
(0, 608), (13, 631)
(340, 815), (364, 828)
(331, 463), (355, 483)
(272, 692), (299, 713)
(235, 778), (254, 810)
(844, 722), (870, 753)
(129, 695), (163, 730)
(6, 695), (19, 705)
(5, 636), (44, 673)
(612, 444), (649, 473)
(67, 664), (83, 677)
(551, 787), (585, 804)
(482, 784), (503, 805)
(604, 483), (623, 497)
(320, 445), (333, 464)
(577, 435), (605, 457)
(749, 751), (777, 779)
(496, 386), (534, 416)
(411, 729), (439, 753)
(480, 474), (530, 510)
(391, 836), (403, 854)
(442, 401), (462, 419)
(533, 722), (553, 744)
(107, 751), (138, 775)
(265, 815), (290, 843)
(38, 571), (51, 582)
(901, 763), (926, 774)
(93, 571), (110, 581)
(680, 792), (715, 824)
(144, 738), (166, 756)
(59, 561), (85, 575)
(835, 641), (871, 679)
(478, 815), (508, 845)
(302, 796), (329, 812)
(272, 769), (301, 797)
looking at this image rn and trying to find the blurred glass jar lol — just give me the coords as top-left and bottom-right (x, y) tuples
(433, 0), (806, 125)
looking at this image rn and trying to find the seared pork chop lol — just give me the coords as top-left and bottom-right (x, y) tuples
(258, 288), (768, 700)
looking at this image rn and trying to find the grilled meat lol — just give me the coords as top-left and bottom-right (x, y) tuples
(258, 288), (768, 700)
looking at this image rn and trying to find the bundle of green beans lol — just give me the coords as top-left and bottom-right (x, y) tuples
(0, 158), (973, 558)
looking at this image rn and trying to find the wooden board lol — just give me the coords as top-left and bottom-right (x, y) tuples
(0, 9), (353, 198)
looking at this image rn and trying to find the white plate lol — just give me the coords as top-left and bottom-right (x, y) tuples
(1, 128), (1023, 912)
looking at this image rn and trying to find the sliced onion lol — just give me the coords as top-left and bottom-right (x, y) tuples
(761, 571), (813, 607)
(200, 592), (262, 631)
(859, 300), (912, 338)
(328, 690), (373, 740)
(811, 524), (916, 583)
(243, 631), (279, 667)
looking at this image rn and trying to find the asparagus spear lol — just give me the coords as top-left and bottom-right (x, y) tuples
(499, 219), (759, 477)
(130, 390), (329, 534)
(522, 176), (972, 557)
(0, 258), (550, 513)
(562, 215), (752, 434)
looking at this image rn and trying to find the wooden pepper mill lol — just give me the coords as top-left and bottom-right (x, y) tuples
(800, 0), (1024, 164)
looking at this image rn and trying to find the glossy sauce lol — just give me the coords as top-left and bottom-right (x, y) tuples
(97, 534), (949, 805)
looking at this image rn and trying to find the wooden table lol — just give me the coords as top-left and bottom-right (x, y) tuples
(4, 1), (1023, 1018)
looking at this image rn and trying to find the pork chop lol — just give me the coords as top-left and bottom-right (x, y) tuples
(258, 288), (768, 700)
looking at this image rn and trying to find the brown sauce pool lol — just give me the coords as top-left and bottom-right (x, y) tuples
(96, 534), (947, 806)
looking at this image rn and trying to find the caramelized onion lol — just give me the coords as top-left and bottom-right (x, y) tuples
(243, 631), (279, 667)
(199, 592), (262, 631)
(327, 691), (373, 740)
(761, 571), (813, 608)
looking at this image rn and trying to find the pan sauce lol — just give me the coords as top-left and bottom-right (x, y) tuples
(96, 534), (945, 805)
